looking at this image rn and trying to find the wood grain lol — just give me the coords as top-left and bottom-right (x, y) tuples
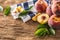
(0, 0), (60, 40)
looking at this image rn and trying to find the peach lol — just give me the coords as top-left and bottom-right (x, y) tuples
(51, 1), (60, 16)
(48, 15), (60, 29)
(46, 5), (53, 16)
(37, 14), (49, 24)
(35, 0), (48, 13)
(52, 0), (60, 3)
(32, 13), (41, 21)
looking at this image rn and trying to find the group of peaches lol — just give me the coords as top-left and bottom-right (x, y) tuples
(32, 0), (60, 29)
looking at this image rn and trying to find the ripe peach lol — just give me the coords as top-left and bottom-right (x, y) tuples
(51, 1), (60, 16)
(48, 15), (60, 29)
(37, 14), (49, 24)
(35, 0), (48, 13)
(46, 5), (53, 16)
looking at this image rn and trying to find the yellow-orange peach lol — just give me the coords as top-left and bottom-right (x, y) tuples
(48, 15), (60, 29)
(37, 14), (49, 24)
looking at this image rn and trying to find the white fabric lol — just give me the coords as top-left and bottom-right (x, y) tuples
(20, 15), (31, 22)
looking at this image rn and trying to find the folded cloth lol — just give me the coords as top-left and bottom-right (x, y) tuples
(10, 0), (37, 19)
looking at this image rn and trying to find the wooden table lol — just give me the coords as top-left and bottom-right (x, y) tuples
(0, 0), (60, 40)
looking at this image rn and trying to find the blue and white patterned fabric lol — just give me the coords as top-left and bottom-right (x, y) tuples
(10, 0), (37, 20)
(45, 0), (51, 4)
(10, 0), (50, 22)
(17, 0), (37, 10)
(11, 0), (37, 12)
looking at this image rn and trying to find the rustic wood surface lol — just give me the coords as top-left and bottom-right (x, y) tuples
(0, 0), (60, 40)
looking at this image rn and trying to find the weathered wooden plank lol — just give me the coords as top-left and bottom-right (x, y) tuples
(0, 0), (60, 40)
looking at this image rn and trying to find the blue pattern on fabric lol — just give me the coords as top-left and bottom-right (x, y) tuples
(45, 0), (51, 4)
(17, 3), (22, 7)
(17, 0), (37, 10)
(28, 11), (35, 18)
(23, 2), (29, 10)
(33, 0), (37, 4)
